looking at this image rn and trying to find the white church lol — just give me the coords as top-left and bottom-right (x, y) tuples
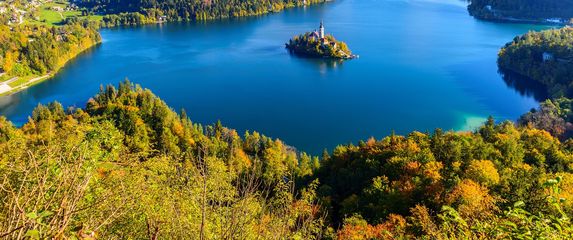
(301, 21), (356, 59)
(309, 21), (327, 44)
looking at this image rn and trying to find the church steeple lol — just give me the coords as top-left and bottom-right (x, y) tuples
(319, 20), (325, 39)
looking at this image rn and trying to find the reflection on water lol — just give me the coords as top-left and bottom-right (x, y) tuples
(499, 67), (548, 102)
(0, 94), (19, 112)
(316, 59), (344, 73)
(288, 52), (345, 74)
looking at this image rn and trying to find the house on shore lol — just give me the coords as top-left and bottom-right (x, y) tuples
(543, 52), (554, 62)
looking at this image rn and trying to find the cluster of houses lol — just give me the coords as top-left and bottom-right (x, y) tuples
(544, 18), (573, 25)
(0, 1), (31, 25)
(51, 3), (79, 12)
(6, 9), (25, 25)
(0, 0), (80, 25)
(483, 4), (573, 25)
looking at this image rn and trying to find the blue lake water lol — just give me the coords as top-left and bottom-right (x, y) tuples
(0, 0), (549, 154)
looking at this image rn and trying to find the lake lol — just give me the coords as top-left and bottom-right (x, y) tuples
(0, 0), (549, 154)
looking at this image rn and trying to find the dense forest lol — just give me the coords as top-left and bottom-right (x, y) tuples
(317, 116), (573, 238)
(286, 33), (353, 59)
(1, 0), (573, 238)
(76, 0), (328, 26)
(0, 81), (324, 239)
(519, 98), (573, 139)
(1, 81), (572, 238)
(498, 28), (573, 99)
(469, 0), (573, 22)
(0, 19), (101, 78)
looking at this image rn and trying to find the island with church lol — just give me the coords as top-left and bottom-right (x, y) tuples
(286, 21), (357, 59)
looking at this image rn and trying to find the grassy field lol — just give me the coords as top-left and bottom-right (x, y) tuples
(0, 74), (53, 97)
(8, 76), (33, 88)
(0, 74), (10, 83)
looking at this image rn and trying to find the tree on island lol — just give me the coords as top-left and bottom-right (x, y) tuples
(286, 21), (355, 59)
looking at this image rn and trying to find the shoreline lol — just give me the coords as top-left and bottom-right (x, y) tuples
(470, 12), (570, 26)
(0, 74), (51, 96)
(0, 40), (102, 97)
(0, 2), (332, 97)
(478, 17), (568, 26)
(100, 1), (332, 28)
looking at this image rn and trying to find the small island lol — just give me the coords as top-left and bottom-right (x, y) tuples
(286, 21), (356, 59)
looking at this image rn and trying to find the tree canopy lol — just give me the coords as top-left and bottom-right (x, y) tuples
(0, 80), (324, 239)
(1, 81), (573, 238)
(0, 19), (100, 78)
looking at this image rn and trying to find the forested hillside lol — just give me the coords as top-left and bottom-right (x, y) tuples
(0, 81), (324, 239)
(1, 81), (573, 238)
(0, 0), (101, 95)
(76, 0), (329, 26)
(0, 19), (100, 78)
(498, 28), (573, 99)
(316, 117), (573, 238)
(469, 0), (573, 22)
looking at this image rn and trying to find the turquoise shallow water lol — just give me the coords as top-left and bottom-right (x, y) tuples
(0, 0), (549, 154)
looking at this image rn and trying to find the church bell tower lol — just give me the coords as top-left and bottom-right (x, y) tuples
(319, 20), (325, 39)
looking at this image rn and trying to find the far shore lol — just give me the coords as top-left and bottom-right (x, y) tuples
(472, 14), (571, 26)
